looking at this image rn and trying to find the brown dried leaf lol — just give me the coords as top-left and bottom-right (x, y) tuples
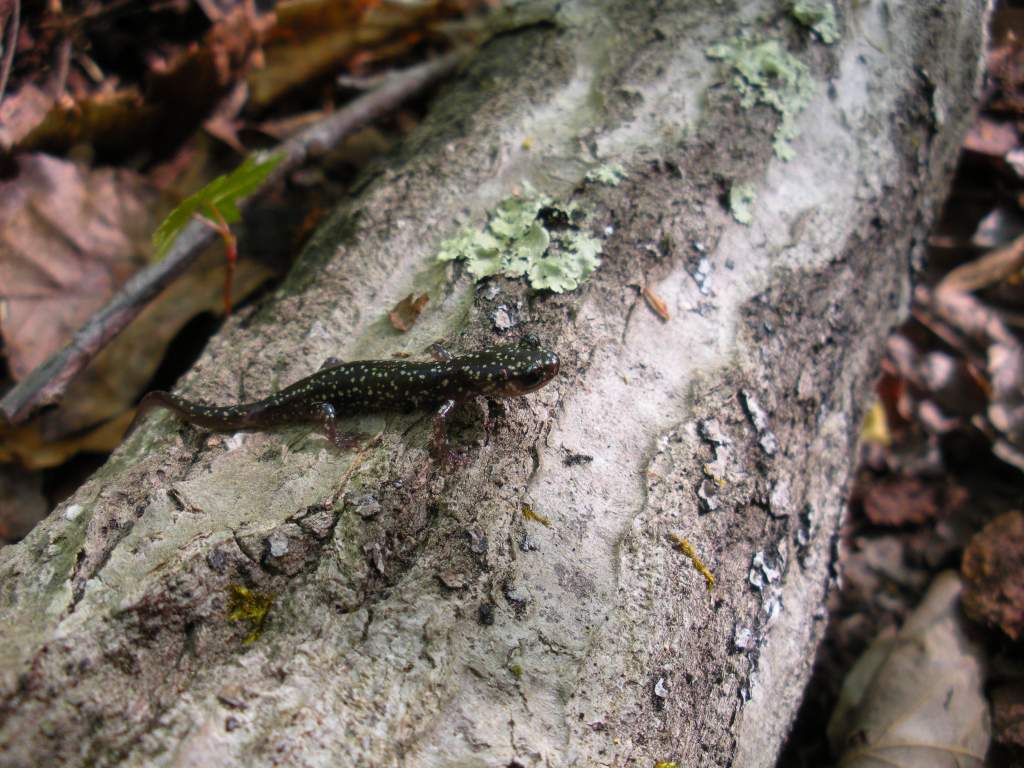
(0, 155), (275, 468)
(0, 239), (274, 469)
(861, 476), (940, 526)
(828, 572), (990, 767)
(992, 683), (1024, 749)
(388, 292), (428, 332)
(202, 81), (250, 153)
(16, 88), (158, 159)
(0, 411), (133, 470)
(962, 510), (1024, 641)
(0, 84), (55, 151)
(247, 0), (445, 108)
(0, 153), (156, 380)
(938, 232), (1024, 294)
(962, 117), (1019, 158)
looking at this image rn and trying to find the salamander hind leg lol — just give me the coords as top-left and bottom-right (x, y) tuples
(430, 398), (469, 467)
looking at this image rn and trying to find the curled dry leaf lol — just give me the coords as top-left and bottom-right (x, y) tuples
(961, 510), (1024, 641)
(387, 292), (429, 332)
(828, 571), (990, 768)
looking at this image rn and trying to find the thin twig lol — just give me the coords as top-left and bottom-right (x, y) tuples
(0, 50), (467, 425)
(936, 231), (1024, 295)
(0, 0), (20, 106)
(49, 36), (71, 101)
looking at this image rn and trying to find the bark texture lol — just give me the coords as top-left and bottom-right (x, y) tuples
(0, 1), (988, 766)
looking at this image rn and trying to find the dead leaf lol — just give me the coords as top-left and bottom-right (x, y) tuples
(0, 84), (54, 151)
(0, 241), (274, 468)
(861, 476), (940, 526)
(16, 88), (160, 159)
(938, 232), (1024, 294)
(860, 401), (891, 447)
(962, 117), (1019, 158)
(970, 206), (1024, 249)
(828, 571), (990, 767)
(202, 80), (250, 153)
(0, 153), (156, 380)
(961, 510), (1024, 641)
(388, 292), (428, 332)
(0, 155), (275, 468)
(247, 0), (451, 108)
(992, 683), (1024, 749)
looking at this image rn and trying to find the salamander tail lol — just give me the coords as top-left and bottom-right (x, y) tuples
(128, 391), (254, 436)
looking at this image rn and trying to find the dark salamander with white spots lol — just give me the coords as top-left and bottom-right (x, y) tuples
(134, 335), (559, 453)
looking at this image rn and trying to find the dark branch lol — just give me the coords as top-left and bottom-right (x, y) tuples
(0, 0), (20, 105)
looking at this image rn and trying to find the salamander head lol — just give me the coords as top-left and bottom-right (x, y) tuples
(457, 336), (560, 398)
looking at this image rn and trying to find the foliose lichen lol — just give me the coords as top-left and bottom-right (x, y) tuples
(729, 182), (757, 225)
(585, 162), (627, 186)
(436, 184), (603, 293)
(706, 37), (815, 160)
(791, 0), (839, 44)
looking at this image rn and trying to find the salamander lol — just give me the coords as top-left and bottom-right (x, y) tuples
(133, 335), (560, 452)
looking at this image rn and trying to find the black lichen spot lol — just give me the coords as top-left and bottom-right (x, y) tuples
(563, 453), (594, 466)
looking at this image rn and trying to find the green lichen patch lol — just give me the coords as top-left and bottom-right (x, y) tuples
(729, 183), (757, 225)
(436, 185), (602, 293)
(791, 0), (839, 44)
(706, 37), (815, 160)
(585, 162), (627, 186)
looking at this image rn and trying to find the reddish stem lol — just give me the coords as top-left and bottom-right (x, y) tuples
(194, 206), (238, 316)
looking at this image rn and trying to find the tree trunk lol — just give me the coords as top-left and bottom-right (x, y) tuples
(0, 1), (988, 765)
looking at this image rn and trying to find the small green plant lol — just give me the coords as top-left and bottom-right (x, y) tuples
(152, 152), (284, 314)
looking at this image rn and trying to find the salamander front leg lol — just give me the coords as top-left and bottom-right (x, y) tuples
(318, 402), (364, 450)
(430, 398), (460, 463)
(429, 342), (453, 363)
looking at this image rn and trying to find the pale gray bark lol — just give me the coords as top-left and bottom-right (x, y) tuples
(0, 1), (988, 766)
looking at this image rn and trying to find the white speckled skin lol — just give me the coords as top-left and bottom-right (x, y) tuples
(134, 337), (560, 435)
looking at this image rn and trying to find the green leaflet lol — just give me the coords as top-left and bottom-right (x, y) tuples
(152, 152), (284, 261)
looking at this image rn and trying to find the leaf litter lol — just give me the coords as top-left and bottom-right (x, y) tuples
(0, 0), (495, 534)
(782, 5), (1024, 765)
